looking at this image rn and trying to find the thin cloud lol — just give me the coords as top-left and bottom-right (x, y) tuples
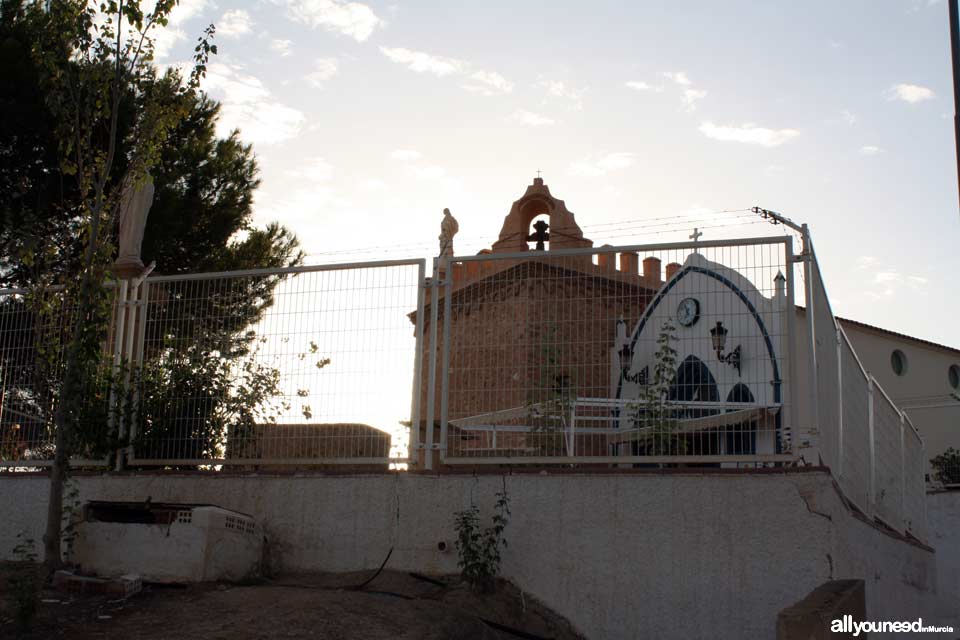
(568, 153), (637, 177)
(390, 149), (421, 162)
(661, 71), (692, 86)
(625, 80), (662, 92)
(380, 48), (512, 97)
(638, 72), (706, 111)
(862, 264), (929, 299)
(275, 0), (384, 42)
(762, 165), (784, 177)
(699, 121), (800, 147)
(682, 88), (707, 112)
(537, 79), (584, 110)
(379, 47), (464, 76)
(270, 39), (293, 57)
(414, 165), (447, 179)
(860, 145), (883, 155)
(841, 109), (857, 125)
(889, 83), (935, 103)
(305, 58), (339, 88)
(202, 63), (305, 144)
(509, 110), (555, 127)
(151, 0), (212, 60)
(289, 157), (334, 181)
(358, 178), (387, 191)
(463, 70), (513, 96)
(218, 9), (253, 37)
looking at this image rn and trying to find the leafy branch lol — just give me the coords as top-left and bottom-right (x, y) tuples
(454, 478), (511, 593)
(629, 320), (686, 457)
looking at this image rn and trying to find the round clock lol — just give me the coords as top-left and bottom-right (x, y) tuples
(676, 297), (700, 327)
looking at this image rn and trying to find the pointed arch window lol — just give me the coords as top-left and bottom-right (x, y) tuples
(669, 356), (720, 455)
(725, 383), (756, 455)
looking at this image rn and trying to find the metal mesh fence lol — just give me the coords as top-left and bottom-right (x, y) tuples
(808, 258), (840, 471)
(838, 332), (871, 514)
(430, 239), (794, 465)
(902, 420), (928, 541)
(130, 260), (424, 467)
(872, 389), (903, 529)
(807, 239), (929, 542)
(0, 285), (117, 469)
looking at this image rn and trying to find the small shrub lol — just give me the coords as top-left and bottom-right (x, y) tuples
(931, 448), (960, 485)
(453, 480), (511, 593)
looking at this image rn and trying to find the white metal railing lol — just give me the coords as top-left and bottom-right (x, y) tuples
(0, 284), (114, 469)
(130, 259), (424, 467)
(428, 237), (797, 467)
(450, 399), (782, 460)
(1, 259), (426, 469)
(805, 236), (928, 542)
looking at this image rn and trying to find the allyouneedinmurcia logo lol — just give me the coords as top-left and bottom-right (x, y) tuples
(831, 616), (954, 636)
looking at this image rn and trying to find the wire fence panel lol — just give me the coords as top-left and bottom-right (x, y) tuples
(838, 333), (871, 515)
(0, 285), (117, 469)
(430, 239), (794, 465)
(130, 260), (424, 467)
(903, 422), (928, 541)
(808, 235), (929, 543)
(872, 389), (904, 531)
(807, 254), (840, 471)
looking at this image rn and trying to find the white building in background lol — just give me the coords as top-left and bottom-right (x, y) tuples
(831, 316), (960, 461)
(614, 252), (788, 458)
(614, 251), (960, 468)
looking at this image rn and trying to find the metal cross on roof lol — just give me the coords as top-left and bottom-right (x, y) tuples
(536, 169), (542, 179)
(690, 227), (703, 242)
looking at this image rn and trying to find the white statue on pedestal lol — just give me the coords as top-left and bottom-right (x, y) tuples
(114, 172), (155, 277)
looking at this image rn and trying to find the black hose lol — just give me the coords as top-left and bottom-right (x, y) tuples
(349, 546), (393, 591)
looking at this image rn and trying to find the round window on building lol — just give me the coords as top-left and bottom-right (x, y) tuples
(891, 349), (908, 376)
(949, 364), (960, 390)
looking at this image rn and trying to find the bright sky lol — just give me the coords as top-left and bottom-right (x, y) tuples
(155, 0), (960, 348)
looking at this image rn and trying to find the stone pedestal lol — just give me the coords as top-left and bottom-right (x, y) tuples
(110, 257), (146, 281)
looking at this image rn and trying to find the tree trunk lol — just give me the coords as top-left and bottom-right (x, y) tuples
(42, 271), (97, 571)
(43, 412), (69, 571)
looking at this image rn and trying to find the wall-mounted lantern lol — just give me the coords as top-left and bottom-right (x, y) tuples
(709, 321), (741, 376)
(618, 343), (648, 384)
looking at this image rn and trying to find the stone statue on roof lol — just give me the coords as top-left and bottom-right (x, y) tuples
(439, 207), (458, 257)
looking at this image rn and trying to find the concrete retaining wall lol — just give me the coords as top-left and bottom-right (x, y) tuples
(927, 491), (960, 629)
(0, 471), (944, 639)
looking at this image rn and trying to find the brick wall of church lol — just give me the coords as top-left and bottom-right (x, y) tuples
(414, 260), (655, 462)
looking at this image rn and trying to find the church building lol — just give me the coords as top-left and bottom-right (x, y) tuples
(415, 178), (792, 464)
(414, 177), (959, 475)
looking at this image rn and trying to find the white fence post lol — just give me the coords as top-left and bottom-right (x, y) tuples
(439, 256), (452, 465)
(126, 278), (149, 464)
(407, 261), (427, 466)
(867, 376), (876, 517)
(836, 325), (844, 479)
(802, 225), (820, 461)
(424, 258), (440, 471)
(784, 237), (799, 455)
(110, 279), (129, 471)
(899, 413), (906, 531)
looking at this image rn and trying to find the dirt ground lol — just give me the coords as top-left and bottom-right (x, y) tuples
(0, 566), (584, 640)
